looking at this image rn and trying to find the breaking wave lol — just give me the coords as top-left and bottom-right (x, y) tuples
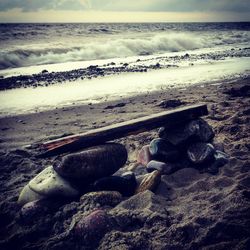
(0, 31), (249, 70)
(0, 33), (209, 69)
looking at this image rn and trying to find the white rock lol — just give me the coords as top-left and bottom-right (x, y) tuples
(18, 184), (45, 206)
(29, 166), (79, 198)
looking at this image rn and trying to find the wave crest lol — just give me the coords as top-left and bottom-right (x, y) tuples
(0, 32), (244, 69)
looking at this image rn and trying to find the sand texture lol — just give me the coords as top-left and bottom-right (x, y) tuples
(0, 77), (249, 250)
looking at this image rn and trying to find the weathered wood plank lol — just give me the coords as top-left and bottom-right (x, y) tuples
(37, 104), (208, 157)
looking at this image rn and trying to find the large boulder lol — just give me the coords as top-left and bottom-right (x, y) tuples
(54, 143), (127, 181)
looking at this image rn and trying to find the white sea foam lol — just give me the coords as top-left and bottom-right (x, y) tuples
(0, 30), (249, 70)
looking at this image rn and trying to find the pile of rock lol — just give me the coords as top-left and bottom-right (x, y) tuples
(16, 117), (231, 247)
(137, 118), (228, 177)
(18, 118), (228, 208)
(18, 143), (128, 206)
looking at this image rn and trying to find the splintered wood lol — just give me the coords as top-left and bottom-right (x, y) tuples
(36, 104), (208, 157)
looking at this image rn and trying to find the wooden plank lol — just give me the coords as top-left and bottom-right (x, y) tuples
(37, 104), (208, 157)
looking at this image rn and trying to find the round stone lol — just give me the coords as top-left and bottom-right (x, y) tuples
(54, 143), (127, 181)
(74, 209), (110, 242)
(20, 199), (49, 223)
(137, 145), (152, 166)
(93, 175), (137, 197)
(29, 166), (79, 198)
(187, 143), (215, 165)
(18, 184), (45, 206)
(149, 138), (179, 162)
(147, 160), (175, 175)
(159, 118), (214, 147)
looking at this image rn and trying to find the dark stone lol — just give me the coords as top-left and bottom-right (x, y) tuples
(158, 99), (186, 109)
(211, 150), (229, 169)
(73, 209), (110, 243)
(159, 118), (214, 148)
(104, 102), (126, 109)
(54, 143), (127, 181)
(121, 171), (136, 183)
(93, 175), (137, 197)
(224, 85), (250, 97)
(20, 198), (63, 224)
(242, 108), (250, 116)
(149, 138), (180, 162)
(187, 143), (215, 165)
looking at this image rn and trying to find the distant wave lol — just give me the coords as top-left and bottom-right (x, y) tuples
(0, 32), (249, 69)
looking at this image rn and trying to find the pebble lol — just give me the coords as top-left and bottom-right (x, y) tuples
(213, 150), (229, 168)
(93, 175), (137, 197)
(54, 143), (127, 181)
(121, 171), (136, 183)
(20, 199), (49, 223)
(74, 209), (110, 242)
(135, 170), (161, 194)
(29, 166), (79, 198)
(149, 138), (179, 162)
(147, 160), (175, 174)
(158, 99), (185, 108)
(137, 145), (152, 166)
(187, 143), (215, 165)
(18, 184), (45, 206)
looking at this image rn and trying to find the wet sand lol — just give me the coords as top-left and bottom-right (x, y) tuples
(0, 76), (249, 249)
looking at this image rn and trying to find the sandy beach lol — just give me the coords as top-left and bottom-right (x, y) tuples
(0, 74), (249, 249)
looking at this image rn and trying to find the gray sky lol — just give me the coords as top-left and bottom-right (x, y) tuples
(0, 0), (249, 22)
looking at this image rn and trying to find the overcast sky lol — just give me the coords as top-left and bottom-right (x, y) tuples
(0, 0), (249, 22)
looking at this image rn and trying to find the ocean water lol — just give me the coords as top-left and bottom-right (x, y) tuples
(0, 22), (250, 70)
(0, 22), (249, 116)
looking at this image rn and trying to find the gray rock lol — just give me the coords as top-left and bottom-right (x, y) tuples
(147, 160), (176, 174)
(207, 150), (229, 174)
(160, 118), (214, 147)
(187, 143), (215, 165)
(29, 166), (79, 198)
(54, 143), (127, 181)
(18, 184), (45, 206)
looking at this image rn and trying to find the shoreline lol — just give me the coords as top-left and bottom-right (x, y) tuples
(0, 57), (249, 117)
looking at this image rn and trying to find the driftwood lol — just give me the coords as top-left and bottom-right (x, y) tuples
(36, 104), (208, 157)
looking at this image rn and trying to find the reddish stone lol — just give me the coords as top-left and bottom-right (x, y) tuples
(137, 145), (152, 166)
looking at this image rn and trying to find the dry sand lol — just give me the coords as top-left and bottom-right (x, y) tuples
(0, 77), (249, 249)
